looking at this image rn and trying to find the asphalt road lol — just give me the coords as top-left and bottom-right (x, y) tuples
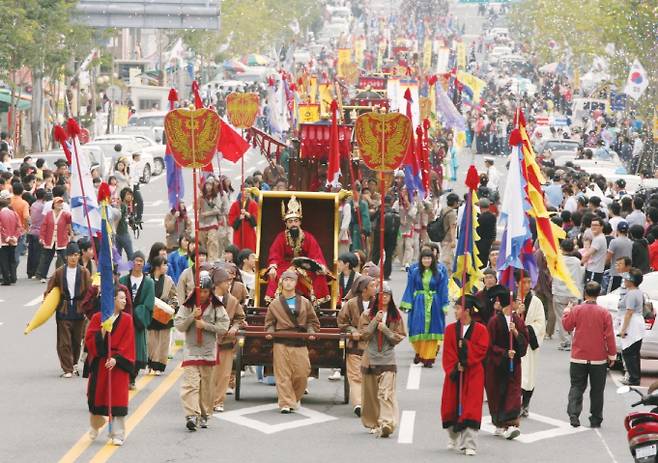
(0, 3), (647, 463)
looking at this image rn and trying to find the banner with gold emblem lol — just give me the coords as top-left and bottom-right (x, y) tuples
(355, 112), (411, 172)
(298, 103), (321, 124)
(226, 92), (260, 129)
(164, 108), (221, 168)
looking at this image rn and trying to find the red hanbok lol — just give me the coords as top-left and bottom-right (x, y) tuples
(85, 311), (135, 417)
(441, 321), (490, 430)
(265, 229), (330, 305)
(484, 312), (529, 427)
(228, 197), (258, 251)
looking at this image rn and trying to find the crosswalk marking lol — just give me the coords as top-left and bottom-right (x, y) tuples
(406, 363), (422, 390)
(397, 410), (416, 444)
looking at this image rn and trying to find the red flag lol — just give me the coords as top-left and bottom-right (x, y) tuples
(191, 81), (203, 109)
(327, 100), (341, 186)
(217, 120), (250, 163)
(416, 125), (430, 194)
(402, 89), (419, 174)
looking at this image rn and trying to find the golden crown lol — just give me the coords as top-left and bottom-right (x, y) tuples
(281, 195), (303, 221)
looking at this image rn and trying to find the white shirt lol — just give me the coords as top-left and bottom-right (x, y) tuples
(563, 196), (578, 213)
(462, 323), (471, 337)
(130, 274), (144, 298)
(487, 166), (500, 190)
(66, 266), (77, 297)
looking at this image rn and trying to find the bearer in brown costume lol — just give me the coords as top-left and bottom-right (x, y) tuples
(338, 275), (377, 417)
(358, 283), (406, 438)
(211, 267), (246, 412)
(265, 270), (320, 413)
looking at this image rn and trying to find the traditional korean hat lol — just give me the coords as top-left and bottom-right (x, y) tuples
(281, 195), (303, 221)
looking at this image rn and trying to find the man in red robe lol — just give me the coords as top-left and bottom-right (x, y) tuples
(441, 295), (490, 456)
(484, 290), (529, 441)
(265, 196), (331, 306)
(228, 192), (258, 251)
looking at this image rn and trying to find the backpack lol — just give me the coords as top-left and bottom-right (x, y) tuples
(427, 209), (447, 242)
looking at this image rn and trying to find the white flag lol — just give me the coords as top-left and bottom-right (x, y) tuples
(69, 139), (101, 237)
(624, 59), (649, 100)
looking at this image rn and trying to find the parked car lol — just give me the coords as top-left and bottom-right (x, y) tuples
(124, 111), (167, 144)
(597, 272), (658, 369)
(91, 134), (165, 177)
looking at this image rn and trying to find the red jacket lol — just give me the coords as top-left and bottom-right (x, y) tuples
(562, 301), (617, 363)
(0, 207), (23, 246)
(39, 210), (72, 250)
(649, 240), (658, 271)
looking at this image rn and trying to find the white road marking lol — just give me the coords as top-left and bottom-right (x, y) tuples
(397, 410), (416, 444)
(145, 218), (163, 224)
(595, 429), (619, 463)
(481, 413), (590, 443)
(215, 403), (336, 434)
(406, 363), (422, 390)
(24, 296), (42, 307)
(151, 200), (163, 207)
(0, 322), (4, 326)
(609, 370), (647, 392)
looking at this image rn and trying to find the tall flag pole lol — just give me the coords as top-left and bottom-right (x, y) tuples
(97, 182), (116, 434)
(514, 110), (580, 296)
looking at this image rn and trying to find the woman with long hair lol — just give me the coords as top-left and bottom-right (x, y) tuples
(114, 157), (131, 192)
(147, 256), (179, 375)
(400, 248), (449, 367)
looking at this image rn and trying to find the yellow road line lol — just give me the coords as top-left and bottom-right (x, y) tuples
(88, 364), (183, 463)
(58, 346), (181, 463)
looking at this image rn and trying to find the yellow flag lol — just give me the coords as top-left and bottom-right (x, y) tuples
(298, 103), (320, 124)
(318, 83), (333, 116)
(354, 38), (366, 67)
(456, 71), (486, 102)
(336, 48), (352, 77)
(309, 76), (318, 104)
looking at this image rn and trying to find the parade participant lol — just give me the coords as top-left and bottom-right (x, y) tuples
(119, 251), (155, 388)
(371, 195), (400, 280)
(147, 256), (178, 375)
(211, 267), (246, 412)
(265, 196), (331, 306)
(400, 249), (449, 367)
(338, 275), (377, 416)
(164, 201), (192, 252)
(237, 248), (257, 301)
(485, 290), (529, 440)
(483, 157), (500, 192)
(167, 235), (190, 284)
(553, 240), (584, 351)
(175, 273), (229, 431)
(228, 190), (258, 251)
(337, 252), (359, 302)
(473, 269), (504, 325)
(619, 268), (645, 386)
(562, 282), (617, 427)
(439, 193), (459, 271)
(517, 272), (546, 418)
(45, 242), (92, 377)
(198, 177), (225, 262)
(358, 283), (406, 437)
(338, 191), (352, 256)
(349, 186), (371, 254)
(264, 270), (320, 413)
(85, 288), (135, 446)
(394, 187), (417, 272)
(144, 242), (168, 274)
(78, 238), (97, 276)
(37, 196), (72, 282)
(176, 245), (207, 303)
(222, 261), (249, 307)
(441, 295), (490, 456)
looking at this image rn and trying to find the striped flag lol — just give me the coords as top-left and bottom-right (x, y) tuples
(97, 183), (116, 331)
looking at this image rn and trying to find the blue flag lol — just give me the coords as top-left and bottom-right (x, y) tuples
(99, 202), (116, 331)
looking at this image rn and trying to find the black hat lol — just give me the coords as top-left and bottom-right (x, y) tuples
(54, 158), (69, 167)
(456, 294), (482, 312)
(132, 251), (146, 262)
(65, 242), (80, 256)
(488, 284), (511, 306)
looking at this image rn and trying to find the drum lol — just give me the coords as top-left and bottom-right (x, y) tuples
(153, 297), (175, 325)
